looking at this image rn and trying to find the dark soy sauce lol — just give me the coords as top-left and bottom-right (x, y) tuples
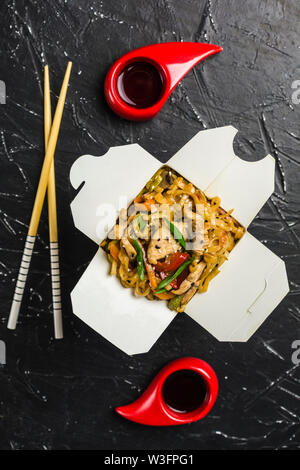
(162, 369), (207, 413)
(117, 61), (163, 108)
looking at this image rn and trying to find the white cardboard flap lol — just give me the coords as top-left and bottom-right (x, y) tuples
(185, 232), (289, 341)
(205, 155), (275, 228)
(70, 144), (161, 245)
(70, 126), (289, 355)
(232, 258), (289, 341)
(168, 126), (237, 190)
(71, 247), (175, 355)
(168, 125), (274, 228)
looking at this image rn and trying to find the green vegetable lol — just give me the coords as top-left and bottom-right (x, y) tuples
(168, 295), (183, 311)
(146, 173), (163, 191)
(155, 288), (167, 294)
(107, 253), (114, 264)
(132, 238), (145, 281)
(137, 214), (146, 232)
(164, 217), (186, 250)
(155, 256), (194, 292)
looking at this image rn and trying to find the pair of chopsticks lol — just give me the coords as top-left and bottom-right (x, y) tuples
(7, 62), (72, 339)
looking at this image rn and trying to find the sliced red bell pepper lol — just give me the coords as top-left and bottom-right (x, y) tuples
(155, 252), (190, 273)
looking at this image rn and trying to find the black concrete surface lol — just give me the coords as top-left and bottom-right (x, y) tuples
(0, 0), (299, 450)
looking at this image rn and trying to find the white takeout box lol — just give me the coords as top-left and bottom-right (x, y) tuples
(70, 126), (289, 355)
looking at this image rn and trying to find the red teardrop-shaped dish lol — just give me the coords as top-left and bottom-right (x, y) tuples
(104, 42), (222, 121)
(116, 357), (218, 426)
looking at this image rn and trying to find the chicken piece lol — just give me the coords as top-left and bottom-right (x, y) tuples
(147, 230), (181, 265)
(180, 280), (201, 306)
(121, 238), (136, 260)
(172, 261), (205, 295)
(119, 208), (127, 223)
(107, 224), (119, 240)
(175, 208), (207, 253)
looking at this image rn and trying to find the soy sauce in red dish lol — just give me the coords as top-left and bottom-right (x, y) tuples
(162, 369), (207, 413)
(117, 61), (163, 108)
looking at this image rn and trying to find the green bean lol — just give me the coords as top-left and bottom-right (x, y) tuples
(146, 173), (163, 191)
(155, 288), (167, 294)
(132, 238), (145, 281)
(137, 214), (146, 232)
(164, 217), (186, 250)
(155, 256), (194, 291)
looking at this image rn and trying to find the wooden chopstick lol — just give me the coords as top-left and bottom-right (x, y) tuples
(7, 61), (72, 331)
(44, 65), (63, 339)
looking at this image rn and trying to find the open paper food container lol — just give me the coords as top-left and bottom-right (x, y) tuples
(70, 126), (289, 355)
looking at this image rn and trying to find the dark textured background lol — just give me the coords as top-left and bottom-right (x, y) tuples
(0, 0), (299, 450)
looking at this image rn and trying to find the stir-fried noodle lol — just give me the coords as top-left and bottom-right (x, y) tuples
(101, 166), (245, 312)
